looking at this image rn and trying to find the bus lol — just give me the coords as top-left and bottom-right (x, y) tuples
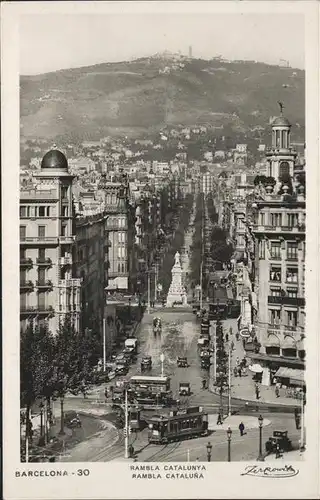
(129, 375), (171, 395)
(148, 406), (208, 444)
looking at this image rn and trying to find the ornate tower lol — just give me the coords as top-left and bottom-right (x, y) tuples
(265, 103), (297, 182)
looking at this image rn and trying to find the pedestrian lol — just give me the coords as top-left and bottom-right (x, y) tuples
(275, 386), (280, 398)
(238, 367), (242, 378)
(229, 327), (233, 336)
(275, 443), (281, 459)
(216, 413), (223, 425)
(202, 379), (207, 390)
(231, 340), (235, 351)
(225, 333), (229, 343)
(255, 388), (260, 400)
(239, 422), (245, 436)
(236, 357), (240, 366)
(104, 388), (108, 400)
(236, 332), (240, 341)
(234, 367), (238, 377)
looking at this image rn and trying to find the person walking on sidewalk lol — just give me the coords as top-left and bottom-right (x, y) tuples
(275, 385), (280, 398)
(255, 385), (260, 400)
(216, 413), (223, 425)
(225, 332), (229, 343)
(231, 340), (235, 351)
(239, 422), (245, 436)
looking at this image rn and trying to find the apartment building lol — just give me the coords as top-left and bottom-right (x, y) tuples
(248, 114), (306, 386)
(20, 149), (81, 334)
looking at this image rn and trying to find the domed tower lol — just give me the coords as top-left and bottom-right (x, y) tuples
(34, 149), (80, 332)
(266, 103), (297, 183)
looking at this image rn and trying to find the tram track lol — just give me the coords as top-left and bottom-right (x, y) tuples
(144, 440), (182, 462)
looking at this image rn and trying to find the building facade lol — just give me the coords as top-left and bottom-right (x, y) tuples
(20, 150), (81, 334)
(248, 114), (306, 386)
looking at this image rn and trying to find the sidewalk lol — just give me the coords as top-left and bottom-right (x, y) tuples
(208, 414), (271, 432)
(210, 318), (298, 407)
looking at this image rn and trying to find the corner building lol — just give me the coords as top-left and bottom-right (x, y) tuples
(20, 150), (81, 334)
(249, 115), (306, 386)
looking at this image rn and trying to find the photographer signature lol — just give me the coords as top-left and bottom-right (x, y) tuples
(241, 465), (299, 478)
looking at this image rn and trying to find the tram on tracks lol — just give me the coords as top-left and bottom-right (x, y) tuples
(147, 406), (209, 444)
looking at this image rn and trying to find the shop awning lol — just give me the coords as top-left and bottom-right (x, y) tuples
(275, 367), (305, 385)
(248, 352), (305, 368)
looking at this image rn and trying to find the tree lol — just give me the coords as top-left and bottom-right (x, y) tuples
(214, 316), (228, 417)
(52, 315), (95, 434)
(20, 323), (56, 442)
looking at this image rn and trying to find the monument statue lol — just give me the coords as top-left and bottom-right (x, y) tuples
(166, 252), (188, 307)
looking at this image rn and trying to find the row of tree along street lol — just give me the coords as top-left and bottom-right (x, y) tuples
(20, 315), (101, 456)
(157, 193), (194, 298)
(189, 191), (234, 300)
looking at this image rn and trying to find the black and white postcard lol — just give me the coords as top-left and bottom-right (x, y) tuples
(2, 1), (319, 499)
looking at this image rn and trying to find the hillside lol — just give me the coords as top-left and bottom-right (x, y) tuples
(20, 55), (305, 143)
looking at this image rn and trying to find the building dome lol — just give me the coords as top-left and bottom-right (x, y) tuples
(41, 149), (68, 170)
(272, 116), (291, 127)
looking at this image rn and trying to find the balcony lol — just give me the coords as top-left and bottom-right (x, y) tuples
(59, 236), (75, 244)
(20, 280), (34, 291)
(20, 305), (54, 316)
(20, 258), (33, 268)
(36, 257), (52, 267)
(59, 278), (82, 288)
(20, 237), (58, 245)
(36, 280), (53, 290)
(268, 296), (305, 307)
(252, 224), (305, 235)
(59, 256), (72, 266)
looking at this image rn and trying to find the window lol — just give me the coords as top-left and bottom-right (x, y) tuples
(118, 247), (122, 259)
(270, 242), (281, 259)
(61, 224), (67, 236)
(39, 206), (45, 217)
(287, 310), (298, 327)
(38, 248), (45, 260)
(269, 266), (281, 282)
(266, 346), (280, 356)
(287, 289), (298, 298)
(287, 213), (298, 228)
(271, 213), (282, 227)
(38, 268), (45, 283)
(118, 263), (121, 272)
(20, 225), (26, 240)
(62, 206), (68, 217)
(38, 226), (45, 239)
(20, 206), (27, 217)
(269, 309), (281, 325)
(121, 263), (125, 273)
(282, 348), (297, 358)
(279, 161), (290, 179)
(287, 242), (298, 260)
(259, 240), (265, 259)
(61, 186), (68, 199)
(260, 213), (265, 225)
(270, 288), (282, 297)
(286, 267), (298, 283)
(38, 291), (46, 308)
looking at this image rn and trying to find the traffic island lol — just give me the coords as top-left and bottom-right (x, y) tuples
(208, 414), (271, 432)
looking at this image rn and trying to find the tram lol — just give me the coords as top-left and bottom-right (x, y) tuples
(148, 406), (209, 444)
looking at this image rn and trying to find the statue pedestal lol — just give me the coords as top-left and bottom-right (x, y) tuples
(166, 252), (188, 307)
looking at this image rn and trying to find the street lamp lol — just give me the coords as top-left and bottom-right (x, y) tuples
(206, 441), (212, 462)
(227, 427), (232, 462)
(257, 414), (264, 461)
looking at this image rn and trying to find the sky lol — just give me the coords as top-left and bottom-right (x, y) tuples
(20, 12), (304, 75)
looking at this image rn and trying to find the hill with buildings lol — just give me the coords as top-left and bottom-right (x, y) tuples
(20, 54), (305, 143)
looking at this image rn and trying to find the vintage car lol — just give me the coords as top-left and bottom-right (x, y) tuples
(64, 411), (82, 429)
(141, 356), (152, 372)
(177, 357), (188, 368)
(265, 431), (293, 454)
(179, 382), (191, 396)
